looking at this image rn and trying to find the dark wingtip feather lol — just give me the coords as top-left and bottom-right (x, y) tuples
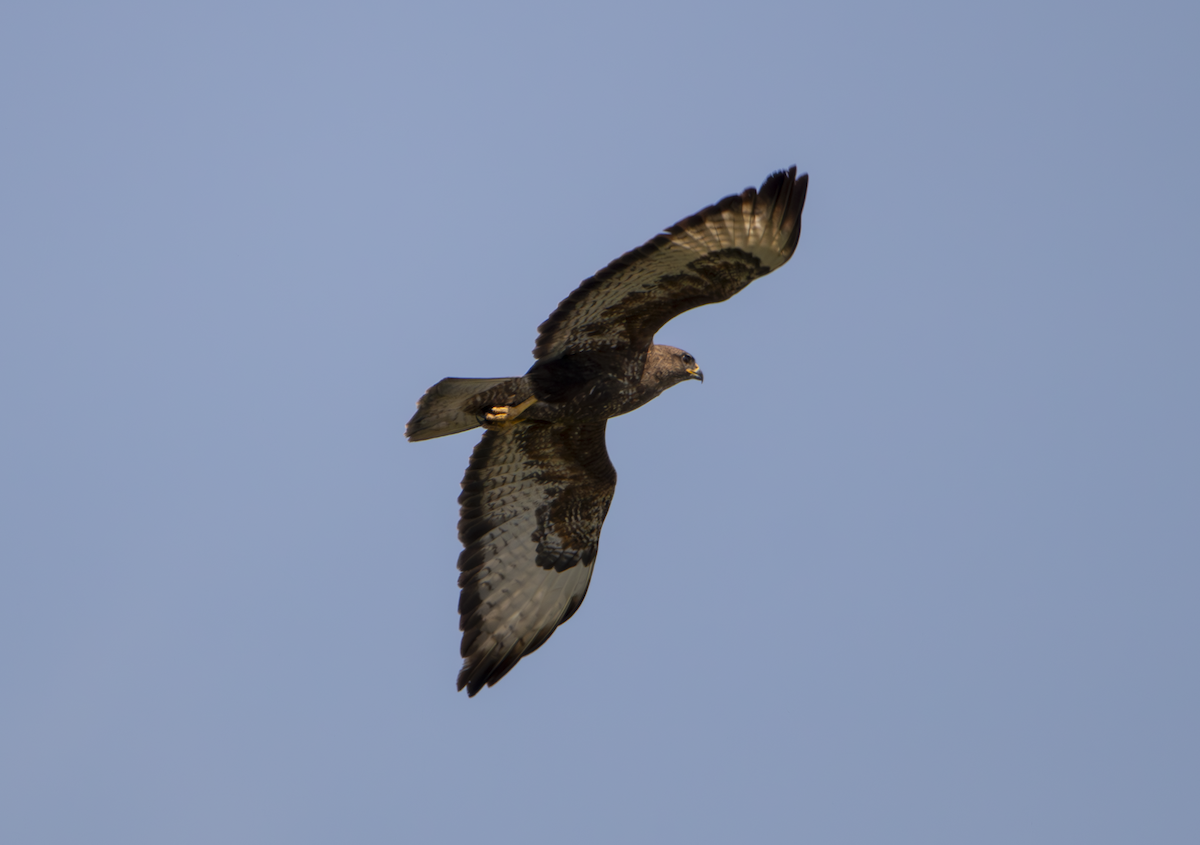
(754, 167), (808, 260)
(458, 649), (496, 696)
(458, 646), (521, 697)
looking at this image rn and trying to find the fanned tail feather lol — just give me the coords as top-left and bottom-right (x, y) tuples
(405, 377), (520, 441)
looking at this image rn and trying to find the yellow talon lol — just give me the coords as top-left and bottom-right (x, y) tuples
(484, 396), (537, 424)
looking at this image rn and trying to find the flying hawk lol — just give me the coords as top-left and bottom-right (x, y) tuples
(407, 167), (809, 695)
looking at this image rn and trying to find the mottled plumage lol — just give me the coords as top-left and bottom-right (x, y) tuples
(407, 167), (808, 695)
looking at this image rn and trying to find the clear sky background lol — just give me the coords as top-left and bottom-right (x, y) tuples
(3, 2), (1198, 843)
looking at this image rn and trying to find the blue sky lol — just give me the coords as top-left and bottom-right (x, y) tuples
(3, 2), (1198, 842)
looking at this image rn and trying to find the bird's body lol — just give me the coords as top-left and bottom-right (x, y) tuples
(407, 168), (808, 695)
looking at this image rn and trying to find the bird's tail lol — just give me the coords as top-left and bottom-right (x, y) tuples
(405, 377), (523, 441)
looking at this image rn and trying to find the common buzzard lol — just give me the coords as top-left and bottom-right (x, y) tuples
(407, 167), (809, 695)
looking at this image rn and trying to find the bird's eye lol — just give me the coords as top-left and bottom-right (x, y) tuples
(683, 354), (694, 365)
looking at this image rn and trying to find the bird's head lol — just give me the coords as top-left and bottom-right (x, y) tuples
(648, 344), (704, 387)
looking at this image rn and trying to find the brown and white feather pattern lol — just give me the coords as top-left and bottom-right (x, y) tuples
(406, 167), (809, 695)
(533, 167), (808, 360)
(455, 421), (616, 695)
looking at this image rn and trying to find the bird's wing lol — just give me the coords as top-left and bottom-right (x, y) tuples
(533, 167), (808, 360)
(455, 421), (616, 695)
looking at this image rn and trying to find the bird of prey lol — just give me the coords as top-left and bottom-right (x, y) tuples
(407, 167), (809, 695)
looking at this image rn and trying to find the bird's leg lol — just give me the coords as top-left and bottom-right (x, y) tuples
(482, 396), (538, 426)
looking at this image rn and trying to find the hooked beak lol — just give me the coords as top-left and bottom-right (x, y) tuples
(686, 366), (704, 383)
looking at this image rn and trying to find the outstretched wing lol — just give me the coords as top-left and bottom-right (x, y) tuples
(533, 167), (808, 360)
(455, 421), (616, 695)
